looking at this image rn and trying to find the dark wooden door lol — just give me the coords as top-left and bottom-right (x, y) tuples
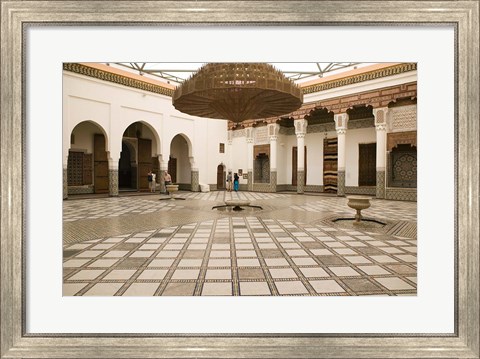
(168, 157), (177, 183)
(94, 134), (109, 193)
(152, 156), (160, 185)
(217, 165), (225, 189)
(358, 143), (376, 186)
(323, 138), (338, 193)
(138, 138), (152, 191)
(292, 146), (307, 186)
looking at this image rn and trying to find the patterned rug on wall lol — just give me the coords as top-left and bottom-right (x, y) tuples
(323, 138), (338, 193)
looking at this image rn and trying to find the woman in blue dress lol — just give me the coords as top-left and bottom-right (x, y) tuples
(233, 173), (239, 192)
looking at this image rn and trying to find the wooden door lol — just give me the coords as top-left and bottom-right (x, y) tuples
(152, 156), (160, 184)
(138, 138), (152, 191)
(168, 157), (177, 183)
(323, 138), (338, 193)
(94, 134), (109, 193)
(291, 146), (307, 186)
(358, 143), (376, 186)
(217, 165), (225, 189)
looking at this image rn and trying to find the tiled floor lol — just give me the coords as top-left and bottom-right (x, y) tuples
(63, 191), (417, 296)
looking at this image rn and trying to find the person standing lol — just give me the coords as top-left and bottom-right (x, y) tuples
(151, 172), (156, 192)
(233, 173), (239, 192)
(226, 171), (233, 192)
(164, 170), (172, 194)
(147, 170), (154, 192)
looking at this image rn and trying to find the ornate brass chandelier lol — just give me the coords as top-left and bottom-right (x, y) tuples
(172, 63), (303, 123)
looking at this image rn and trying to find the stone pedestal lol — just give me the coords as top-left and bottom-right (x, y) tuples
(347, 195), (372, 223)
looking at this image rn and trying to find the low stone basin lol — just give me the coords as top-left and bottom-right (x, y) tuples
(346, 195), (371, 223)
(165, 184), (179, 199)
(224, 199), (250, 211)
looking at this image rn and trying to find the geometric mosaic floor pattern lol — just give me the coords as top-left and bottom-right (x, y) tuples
(63, 192), (417, 296)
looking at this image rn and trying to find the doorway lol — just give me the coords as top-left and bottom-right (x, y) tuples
(292, 146), (307, 186)
(358, 143), (376, 186)
(323, 138), (338, 193)
(216, 164), (226, 189)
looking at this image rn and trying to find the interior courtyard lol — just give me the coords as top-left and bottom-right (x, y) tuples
(63, 62), (418, 296)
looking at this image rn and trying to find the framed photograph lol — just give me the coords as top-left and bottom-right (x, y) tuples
(1, 1), (479, 358)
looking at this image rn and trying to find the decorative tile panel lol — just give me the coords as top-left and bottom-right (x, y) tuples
(191, 171), (199, 192)
(68, 185), (94, 195)
(108, 170), (119, 197)
(390, 105), (417, 132)
(348, 118), (375, 129)
(345, 187), (376, 195)
(386, 188), (417, 201)
(304, 185), (324, 193)
(270, 171), (277, 193)
(337, 171), (346, 196)
(376, 171), (386, 199)
(297, 171), (305, 194)
(63, 168), (68, 199)
(306, 123), (335, 134)
(232, 129), (246, 138)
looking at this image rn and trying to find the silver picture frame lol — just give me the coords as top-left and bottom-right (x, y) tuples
(1, 1), (479, 358)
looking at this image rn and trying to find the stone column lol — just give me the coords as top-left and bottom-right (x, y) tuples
(294, 119), (307, 194)
(63, 160), (68, 200)
(373, 107), (388, 199)
(334, 113), (348, 196)
(108, 156), (119, 197)
(267, 123), (280, 193)
(160, 159), (168, 194)
(190, 156), (199, 192)
(246, 127), (254, 191)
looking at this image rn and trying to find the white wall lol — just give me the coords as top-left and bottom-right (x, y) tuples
(231, 132), (248, 186)
(276, 134), (288, 184)
(345, 127), (377, 186)
(70, 121), (103, 153)
(63, 71), (228, 182)
(170, 135), (191, 184)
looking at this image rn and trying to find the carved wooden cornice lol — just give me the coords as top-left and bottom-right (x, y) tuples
(387, 131), (417, 151)
(301, 63), (417, 95)
(63, 63), (175, 97)
(289, 82), (417, 119)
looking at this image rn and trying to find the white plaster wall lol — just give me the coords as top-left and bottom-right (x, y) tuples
(170, 135), (191, 184)
(276, 134), (288, 184)
(63, 72), (228, 182)
(206, 119), (228, 185)
(345, 127), (377, 186)
(304, 132), (325, 186)
(70, 121), (102, 153)
(231, 133), (248, 186)
(282, 135), (298, 185)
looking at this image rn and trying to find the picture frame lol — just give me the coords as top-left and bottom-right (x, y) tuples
(1, 1), (479, 358)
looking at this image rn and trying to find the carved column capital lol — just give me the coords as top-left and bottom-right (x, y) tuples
(334, 113), (349, 132)
(294, 119), (307, 136)
(375, 124), (387, 131)
(373, 107), (389, 127)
